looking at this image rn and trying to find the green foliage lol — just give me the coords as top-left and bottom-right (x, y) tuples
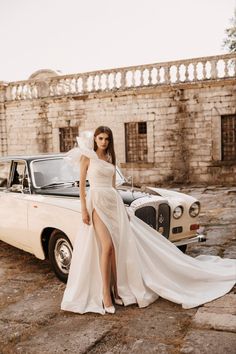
(223, 8), (236, 52)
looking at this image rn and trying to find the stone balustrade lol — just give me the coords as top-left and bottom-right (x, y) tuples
(3, 53), (236, 101)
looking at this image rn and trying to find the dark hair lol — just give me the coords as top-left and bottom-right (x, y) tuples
(94, 126), (116, 165)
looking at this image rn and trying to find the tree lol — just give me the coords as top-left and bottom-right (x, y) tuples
(223, 8), (236, 52)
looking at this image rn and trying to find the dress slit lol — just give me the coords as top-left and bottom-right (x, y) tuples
(91, 206), (114, 245)
(92, 206), (119, 295)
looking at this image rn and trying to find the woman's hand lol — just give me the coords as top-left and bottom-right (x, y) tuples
(82, 208), (90, 225)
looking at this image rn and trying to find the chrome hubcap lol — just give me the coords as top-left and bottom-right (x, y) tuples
(54, 238), (72, 274)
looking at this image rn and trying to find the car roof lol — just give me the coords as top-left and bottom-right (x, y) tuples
(0, 153), (66, 162)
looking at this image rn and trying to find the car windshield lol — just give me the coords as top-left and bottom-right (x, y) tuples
(31, 157), (126, 188)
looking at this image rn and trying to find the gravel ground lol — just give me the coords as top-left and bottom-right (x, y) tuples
(0, 186), (236, 354)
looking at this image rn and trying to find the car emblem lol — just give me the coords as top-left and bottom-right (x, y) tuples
(159, 214), (164, 224)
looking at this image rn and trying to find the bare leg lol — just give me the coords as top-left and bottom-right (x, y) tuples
(92, 209), (113, 307)
(110, 247), (120, 299)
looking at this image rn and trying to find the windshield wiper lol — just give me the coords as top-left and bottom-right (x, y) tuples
(40, 182), (73, 189)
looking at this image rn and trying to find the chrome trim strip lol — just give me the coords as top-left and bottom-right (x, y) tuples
(173, 234), (207, 246)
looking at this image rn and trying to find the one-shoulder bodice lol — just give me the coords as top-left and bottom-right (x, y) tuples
(87, 159), (115, 189)
(65, 136), (115, 189)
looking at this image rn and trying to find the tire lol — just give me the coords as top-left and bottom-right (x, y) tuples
(48, 230), (73, 283)
(177, 244), (187, 253)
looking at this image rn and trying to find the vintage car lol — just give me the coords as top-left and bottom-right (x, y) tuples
(0, 154), (206, 282)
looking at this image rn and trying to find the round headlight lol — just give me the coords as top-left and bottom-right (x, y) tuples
(189, 202), (200, 217)
(173, 206), (183, 219)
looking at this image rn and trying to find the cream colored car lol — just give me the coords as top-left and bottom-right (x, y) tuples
(0, 154), (206, 282)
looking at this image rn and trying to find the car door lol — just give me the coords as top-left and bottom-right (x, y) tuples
(0, 160), (31, 250)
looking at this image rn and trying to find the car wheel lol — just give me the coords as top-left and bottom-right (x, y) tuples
(48, 230), (73, 283)
(177, 245), (187, 253)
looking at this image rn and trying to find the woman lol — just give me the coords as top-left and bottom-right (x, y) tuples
(61, 126), (236, 315)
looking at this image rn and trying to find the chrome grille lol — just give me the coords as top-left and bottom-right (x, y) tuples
(135, 206), (156, 229)
(135, 203), (170, 239)
(157, 203), (170, 238)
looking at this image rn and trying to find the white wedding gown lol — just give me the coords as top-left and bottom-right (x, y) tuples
(61, 139), (236, 315)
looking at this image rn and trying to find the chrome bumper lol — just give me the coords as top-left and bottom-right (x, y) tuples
(173, 234), (207, 247)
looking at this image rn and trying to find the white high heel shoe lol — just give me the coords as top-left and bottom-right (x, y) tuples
(111, 286), (124, 306)
(114, 298), (124, 306)
(104, 305), (116, 314)
(102, 301), (115, 314)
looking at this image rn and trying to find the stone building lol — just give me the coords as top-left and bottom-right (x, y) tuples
(0, 53), (235, 185)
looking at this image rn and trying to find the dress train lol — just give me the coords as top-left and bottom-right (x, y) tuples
(61, 136), (236, 315)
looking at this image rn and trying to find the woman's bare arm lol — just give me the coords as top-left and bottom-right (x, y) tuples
(80, 155), (90, 224)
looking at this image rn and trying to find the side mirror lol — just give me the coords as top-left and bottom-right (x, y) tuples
(127, 176), (132, 183)
(127, 175), (134, 191)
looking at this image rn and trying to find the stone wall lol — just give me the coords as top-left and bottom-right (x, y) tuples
(0, 55), (235, 185)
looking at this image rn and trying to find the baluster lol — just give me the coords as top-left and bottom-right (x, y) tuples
(30, 83), (37, 98)
(16, 85), (21, 100)
(148, 67), (152, 85)
(97, 74), (101, 90)
(210, 60), (217, 79)
(24, 84), (29, 99)
(65, 79), (70, 94)
(176, 65), (180, 82)
(193, 63), (197, 80)
(105, 73), (109, 90)
(66, 79), (72, 94)
(231, 58), (236, 76)
(140, 69), (144, 86)
(82, 75), (87, 93)
(164, 66), (169, 84)
(225, 59), (230, 77)
(27, 84), (32, 99)
(183, 65), (187, 82)
(23, 84), (28, 99)
(156, 67), (160, 83)
(62, 79), (67, 94)
(69, 78), (75, 94)
(202, 61), (207, 80)
(75, 76), (79, 93)
(20, 84), (24, 99)
(114, 72), (117, 88)
(150, 67), (156, 84)
(120, 70), (126, 89)
(131, 70), (135, 87)
(11, 86), (16, 100)
(111, 72), (116, 88)
(90, 75), (95, 91)
(59, 79), (64, 95)
(21, 84), (25, 99)
(186, 64), (190, 81)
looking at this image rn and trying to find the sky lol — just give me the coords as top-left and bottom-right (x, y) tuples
(0, 0), (235, 82)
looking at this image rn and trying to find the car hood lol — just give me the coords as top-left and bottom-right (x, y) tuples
(147, 187), (197, 204)
(34, 184), (151, 206)
(33, 185), (196, 210)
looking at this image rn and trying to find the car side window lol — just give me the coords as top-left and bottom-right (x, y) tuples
(0, 161), (11, 191)
(9, 161), (28, 193)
